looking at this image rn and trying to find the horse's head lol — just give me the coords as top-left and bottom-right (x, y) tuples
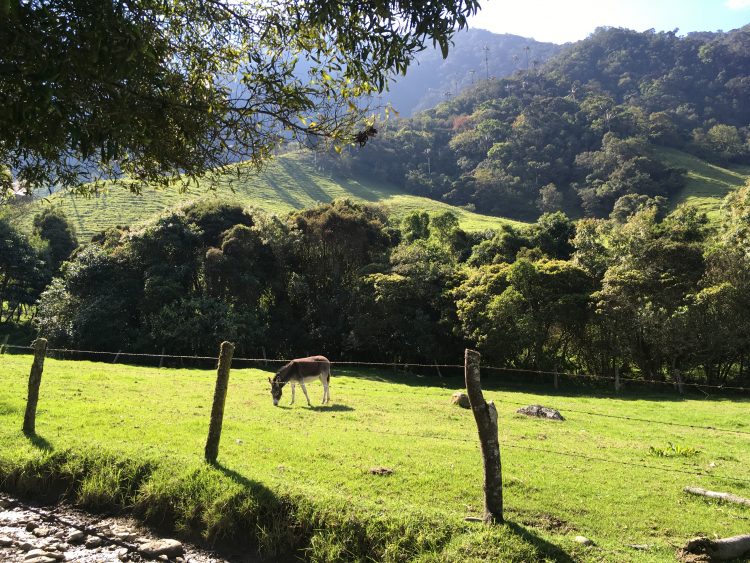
(268, 376), (283, 406)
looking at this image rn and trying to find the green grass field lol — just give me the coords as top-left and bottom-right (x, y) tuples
(658, 148), (750, 221)
(16, 152), (526, 241)
(1, 353), (748, 561)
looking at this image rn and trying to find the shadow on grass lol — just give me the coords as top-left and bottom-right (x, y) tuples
(340, 367), (750, 404)
(308, 404), (354, 412)
(23, 432), (52, 451)
(505, 521), (576, 563)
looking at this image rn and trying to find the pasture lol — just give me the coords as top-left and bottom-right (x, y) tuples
(0, 353), (749, 562)
(12, 152), (526, 241)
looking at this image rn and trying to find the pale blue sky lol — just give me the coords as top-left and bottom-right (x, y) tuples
(469, 0), (750, 43)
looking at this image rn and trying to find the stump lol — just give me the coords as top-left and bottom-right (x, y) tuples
(450, 391), (470, 409)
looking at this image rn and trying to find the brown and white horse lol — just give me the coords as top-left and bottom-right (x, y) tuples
(269, 355), (331, 406)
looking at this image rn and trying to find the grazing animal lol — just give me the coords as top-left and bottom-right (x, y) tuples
(269, 355), (331, 406)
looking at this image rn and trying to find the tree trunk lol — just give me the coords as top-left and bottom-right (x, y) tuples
(23, 338), (48, 435)
(204, 341), (235, 464)
(464, 349), (503, 524)
(684, 487), (750, 507)
(680, 534), (750, 561)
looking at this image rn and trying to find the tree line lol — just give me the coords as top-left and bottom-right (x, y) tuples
(340, 25), (750, 220)
(2, 194), (747, 389)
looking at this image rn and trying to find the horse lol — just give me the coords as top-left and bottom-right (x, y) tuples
(269, 355), (331, 406)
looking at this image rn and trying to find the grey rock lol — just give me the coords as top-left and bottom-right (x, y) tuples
(66, 531), (85, 543)
(84, 536), (104, 548)
(0, 535), (12, 546)
(517, 404), (565, 421)
(25, 549), (63, 561)
(574, 535), (593, 546)
(23, 558), (57, 563)
(33, 526), (51, 537)
(0, 498), (11, 509)
(20, 541), (36, 551)
(25, 521), (40, 532)
(115, 547), (129, 561)
(139, 539), (184, 558)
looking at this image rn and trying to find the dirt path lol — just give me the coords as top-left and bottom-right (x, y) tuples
(0, 494), (249, 562)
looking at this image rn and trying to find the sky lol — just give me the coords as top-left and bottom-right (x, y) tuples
(468, 0), (750, 44)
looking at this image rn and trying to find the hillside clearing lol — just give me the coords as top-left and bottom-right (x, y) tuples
(15, 153), (526, 240)
(658, 148), (750, 220)
(1, 353), (748, 561)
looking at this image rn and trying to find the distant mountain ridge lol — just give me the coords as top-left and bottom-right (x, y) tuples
(383, 28), (561, 116)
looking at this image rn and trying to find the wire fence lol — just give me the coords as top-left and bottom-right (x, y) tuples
(3, 342), (750, 505)
(3, 343), (749, 392)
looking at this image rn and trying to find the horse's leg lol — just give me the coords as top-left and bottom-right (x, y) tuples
(290, 382), (295, 405)
(299, 381), (312, 406)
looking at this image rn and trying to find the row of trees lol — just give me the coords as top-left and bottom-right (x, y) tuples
(0, 209), (77, 324)
(27, 193), (750, 388)
(340, 26), (750, 220)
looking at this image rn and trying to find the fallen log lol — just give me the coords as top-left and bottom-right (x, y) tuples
(684, 486), (750, 507)
(679, 534), (750, 561)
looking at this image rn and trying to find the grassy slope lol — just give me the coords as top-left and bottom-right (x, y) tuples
(657, 147), (750, 220)
(17, 153), (526, 240)
(1, 354), (749, 562)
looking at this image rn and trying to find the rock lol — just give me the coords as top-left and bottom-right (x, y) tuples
(24, 549), (63, 561)
(0, 535), (13, 546)
(33, 526), (51, 537)
(67, 531), (85, 544)
(517, 404), (565, 421)
(84, 536), (104, 548)
(139, 539), (184, 558)
(23, 558), (57, 563)
(368, 466), (394, 476)
(26, 521), (40, 532)
(115, 547), (129, 561)
(574, 535), (593, 546)
(0, 498), (11, 509)
(112, 530), (137, 541)
(627, 544), (651, 551)
(20, 541), (35, 551)
(450, 391), (471, 409)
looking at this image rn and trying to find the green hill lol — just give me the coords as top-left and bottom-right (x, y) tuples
(658, 148), (750, 220)
(18, 152), (527, 240)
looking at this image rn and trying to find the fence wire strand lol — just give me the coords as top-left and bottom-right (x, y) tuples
(3, 343), (749, 392)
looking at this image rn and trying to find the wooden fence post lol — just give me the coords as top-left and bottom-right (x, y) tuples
(158, 347), (166, 369)
(464, 349), (503, 523)
(204, 341), (235, 464)
(23, 338), (48, 435)
(0, 334), (9, 354)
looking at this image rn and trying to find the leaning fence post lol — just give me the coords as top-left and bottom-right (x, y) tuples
(23, 338), (48, 435)
(204, 341), (235, 464)
(464, 349), (503, 524)
(0, 334), (9, 354)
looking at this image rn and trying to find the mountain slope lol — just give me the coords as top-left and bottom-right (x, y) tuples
(383, 28), (560, 116)
(18, 153), (527, 240)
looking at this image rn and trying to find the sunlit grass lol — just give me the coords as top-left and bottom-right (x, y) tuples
(17, 152), (525, 241)
(1, 353), (748, 561)
(658, 147), (750, 221)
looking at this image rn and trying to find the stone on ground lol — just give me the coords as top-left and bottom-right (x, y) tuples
(450, 391), (471, 409)
(517, 404), (565, 420)
(139, 538), (185, 558)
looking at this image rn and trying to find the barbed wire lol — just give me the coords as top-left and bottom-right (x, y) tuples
(3, 343), (749, 392)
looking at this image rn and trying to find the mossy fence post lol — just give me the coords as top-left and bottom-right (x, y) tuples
(205, 341), (235, 464)
(464, 348), (503, 524)
(23, 338), (48, 435)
